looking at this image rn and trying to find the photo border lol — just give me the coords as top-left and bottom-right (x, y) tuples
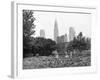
(11, 1), (97, 78)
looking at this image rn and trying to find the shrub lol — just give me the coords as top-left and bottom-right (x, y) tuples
(32, 37), (56, 56)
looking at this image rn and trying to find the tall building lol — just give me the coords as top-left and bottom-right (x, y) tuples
(64, 34), (68, 42)
(57, 34), (68, 43)
(54, 19), (59, 43)
(57, 35), (65, 43)
(40, 29), (45, 38)
(69, 27), (75, 41)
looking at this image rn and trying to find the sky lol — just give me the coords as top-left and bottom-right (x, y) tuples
(33, 11), (91, 40)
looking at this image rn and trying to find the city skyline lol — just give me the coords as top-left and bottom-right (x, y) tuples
(34, 11), (91, 40)
(39, 20), (77, 42)
(37, 20), (90, 42)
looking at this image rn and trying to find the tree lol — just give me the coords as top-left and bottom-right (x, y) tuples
(76, 32), (91, 52)
(85, 38), (91, 50)
(76, 32), (85, 52)
(67, 32), (91, 53)
(32, 37), (56, 56)
(23, 10), (36, 57)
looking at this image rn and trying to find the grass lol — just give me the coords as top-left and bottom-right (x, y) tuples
(23, 50), (91, 69)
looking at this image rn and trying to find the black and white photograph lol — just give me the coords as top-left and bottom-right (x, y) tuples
(23, 9), (91, 69)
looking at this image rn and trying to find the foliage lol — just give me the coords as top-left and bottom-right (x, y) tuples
(23, 50), (91, 69)
(55, 42), (67, 55)
(23, 10), (36, 57)
(32, 37), (56, 56)
(67, 32), (91, 53)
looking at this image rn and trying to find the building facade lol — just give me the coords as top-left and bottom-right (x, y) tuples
(54, 19), (59, 43)
(69, 27), (75, 41)
(57, 34), (68, 43)
(40, 29), (45, 38)
(64, 34), (68, 42)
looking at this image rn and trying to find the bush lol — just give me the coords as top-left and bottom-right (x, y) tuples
(32, 37), (56, 56)
(66, 32), (91, 53)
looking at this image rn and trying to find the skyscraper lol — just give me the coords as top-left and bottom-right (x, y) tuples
(69, 27), (75, 41)
(54, 19), (59, 43)
(57, 35), (65, 43)
(57, 34), (68, 43)
(64, 33), (68, 42)
(40, 29), (45, 38)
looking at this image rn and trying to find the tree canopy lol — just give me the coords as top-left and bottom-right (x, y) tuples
(23, 10), (36, 57)
(23, 10), (35, 47)
(67, 32), (91, 53)
(32, 38), (56, 56)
